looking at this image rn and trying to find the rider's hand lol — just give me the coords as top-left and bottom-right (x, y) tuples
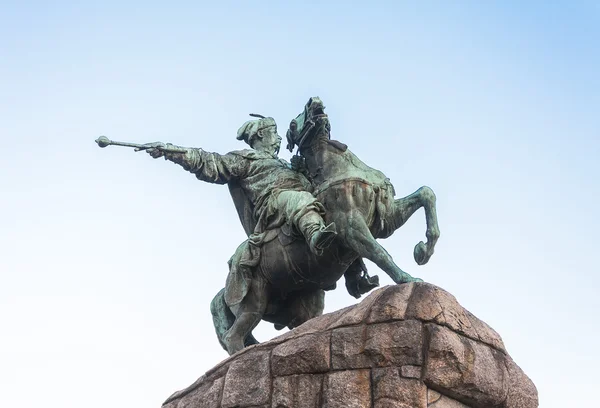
(137, 142), (166, 158)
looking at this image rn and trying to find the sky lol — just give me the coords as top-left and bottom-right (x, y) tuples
(0, 1), (598, 407)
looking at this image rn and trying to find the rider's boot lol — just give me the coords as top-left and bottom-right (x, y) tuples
(298, 212), (337, 256)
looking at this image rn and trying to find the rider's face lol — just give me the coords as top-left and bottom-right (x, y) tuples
(255, 126), (282, 157)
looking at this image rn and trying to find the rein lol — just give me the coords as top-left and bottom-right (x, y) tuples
(295, 116), (328, 153)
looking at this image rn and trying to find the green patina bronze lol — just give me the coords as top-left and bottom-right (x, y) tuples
(96, 97), (440, 355)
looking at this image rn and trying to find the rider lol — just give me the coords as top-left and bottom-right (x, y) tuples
(144, 115), (337, 305)
(149, 115), (336, 253)
(143, 115), (378, 353)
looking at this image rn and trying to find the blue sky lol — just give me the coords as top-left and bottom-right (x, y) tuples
(1, 2), (598, 407)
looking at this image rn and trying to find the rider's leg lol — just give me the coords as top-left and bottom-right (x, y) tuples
(342, 210), (421, 284)
(276, 190), (336, 255)
(224, 277), (269, 355)
(297, 211), (337, 255)
(387, 186), (440, 265)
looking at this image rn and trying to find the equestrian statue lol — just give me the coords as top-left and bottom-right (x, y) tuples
(95, 97), (440, 355)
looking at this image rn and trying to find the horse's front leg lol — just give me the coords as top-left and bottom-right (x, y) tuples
(225, 277), (269, 355)
(390, 186), (440, 265)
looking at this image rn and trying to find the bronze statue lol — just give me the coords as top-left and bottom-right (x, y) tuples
(96, 97), (440, 355)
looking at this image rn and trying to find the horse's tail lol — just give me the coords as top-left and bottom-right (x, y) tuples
(210, 289), (235, 352)
(210, 288), (259, 352)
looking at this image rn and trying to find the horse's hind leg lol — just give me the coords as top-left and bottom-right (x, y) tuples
(343, 210), (421, 284)
(224, 277), (269, 355)
(265, 289), (326, 330)
(386, 186), (440, 265)
(284, 289), (325, 329)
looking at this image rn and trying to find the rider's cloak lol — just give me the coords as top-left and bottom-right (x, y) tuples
(222, 150), (318, 307)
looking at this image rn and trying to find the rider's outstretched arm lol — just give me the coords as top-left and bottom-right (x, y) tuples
(147, 144), (249, 184)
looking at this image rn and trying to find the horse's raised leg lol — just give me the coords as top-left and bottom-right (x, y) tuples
(224, 277), (269, 355)
(342, 210), (421, 284)
(387, 186), (440, 265)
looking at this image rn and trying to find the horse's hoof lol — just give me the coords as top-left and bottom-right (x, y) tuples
(414, 241), (428, 265)
(223, 330), (245, 355)
(397, 272), (422, 284)
(397, 276), (423, 284)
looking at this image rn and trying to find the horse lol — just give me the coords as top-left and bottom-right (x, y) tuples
(211, 97), (440, 355)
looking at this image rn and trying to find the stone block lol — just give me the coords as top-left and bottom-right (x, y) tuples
(372, 367), (426, 408)
(288, 306), (354, 337)
(331, 325), (371, 369)
(427, 389), (471, 407)
(406, 284), (505, 353)
(323, 370), (371, 408)
(222, 351), (270, 408)
(327, 286), (387, 329)
(331, 320), (423, 370)
(401, 365), (422, 379)
(424, 324), (507, 407)
(406, 285), (477, 337)
(364, 320), (423, 367)
(272, 332), (331, 376)
(272, 374), (323, 408)
(176, 377), (224, 408)
(367, 283), (415, 324)
(505, 356), (538, 408)
(463, 309), (506, 352)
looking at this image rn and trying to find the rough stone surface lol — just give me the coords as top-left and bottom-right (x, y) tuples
(176, 377), (224, 408)
(401, 365), (422, 379)
(289, 306), (354, 337)
(367, 283), (415, 324)
(162, 283), (537, 408)
(364, 320), (423, 367)
(331, 325), (371, 369)
(427, 389), (471, 408)
(222, 351), (270, 408)
(328, 286), (387, 329)
(272, 374), (323, 408)
(405, 284), (506, 353)
(463, 309), (505, 352)
(372, 367), (426, 408)
(272, 332), (330, 376)
(424, 324), (508, 407)
(505, 357), (539, 408)
(323, 370), (371, 408)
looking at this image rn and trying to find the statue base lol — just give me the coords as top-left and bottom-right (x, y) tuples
(162, 283), (537, 408)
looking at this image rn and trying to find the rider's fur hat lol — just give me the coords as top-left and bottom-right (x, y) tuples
(236, 114), (277, 147)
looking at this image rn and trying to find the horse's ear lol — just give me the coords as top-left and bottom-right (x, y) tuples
(286, 128), (296, 152)
(287, 119), (299, 152)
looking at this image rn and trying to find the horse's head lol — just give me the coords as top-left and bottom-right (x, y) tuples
(286, 97), (331, 152)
